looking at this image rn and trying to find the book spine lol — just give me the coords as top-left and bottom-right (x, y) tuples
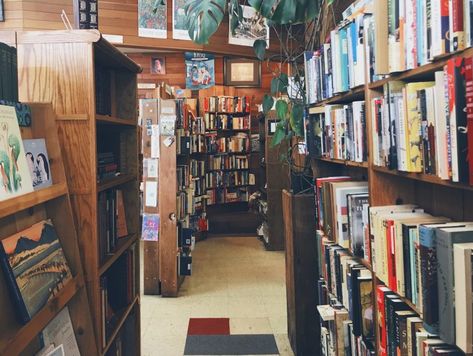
(447, 59), (458, 181)
(451, 0), (465, 51)
(377, 287), (388, 356)
(419, 226), (438, 333)
(466, 57), (473, 186)
(402, 225), (413, 300)
(453, 57), (469, 183)
(387, 220), (398, 291)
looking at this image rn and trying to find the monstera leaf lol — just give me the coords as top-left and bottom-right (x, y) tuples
(253, 39), (267, 60)
(271, 120), (287, 147)
(248, 0), (319, 24)
(185, 0), (226, 44)
(289, 103), (304, 137)
(262, 94), (274, 114)
(229, 0), (243, 35)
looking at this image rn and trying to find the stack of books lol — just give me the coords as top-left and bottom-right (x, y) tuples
(203, 96), (251, 113)
(97, 152), (119, 181)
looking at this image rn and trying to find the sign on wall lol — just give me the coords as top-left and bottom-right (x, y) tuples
(185, 52), (215, 90)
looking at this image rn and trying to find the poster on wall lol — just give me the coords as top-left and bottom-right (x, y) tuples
(228, 5), (270, 47)
(0, 0), (4, 22)
(185, 52), (215, 90)
(173, 0), (191, 40)
(138, 0), (167, 38)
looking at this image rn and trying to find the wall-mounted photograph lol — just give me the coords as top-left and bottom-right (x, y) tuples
(228, 5), (269, 47)
(151, 56), (166, 74)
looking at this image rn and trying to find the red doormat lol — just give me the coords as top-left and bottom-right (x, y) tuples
(187, 318), (230, 335)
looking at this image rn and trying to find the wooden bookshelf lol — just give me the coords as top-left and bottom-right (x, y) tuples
(0, 103), (97, 356)
(16, 30), (142, 355)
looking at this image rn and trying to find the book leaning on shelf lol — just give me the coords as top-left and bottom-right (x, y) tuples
(0, 220), (73, 324)
(371, 56), (473, 185)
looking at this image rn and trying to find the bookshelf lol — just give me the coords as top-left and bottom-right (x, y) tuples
(0, 103), (97, 355)
(16, 30), (141, 355)
(305, 1), (473, 354)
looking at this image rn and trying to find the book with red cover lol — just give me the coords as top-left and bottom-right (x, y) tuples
(377, 285), (395, 356)
(465, 57), (473, 185)
(450, 0), (465, 52)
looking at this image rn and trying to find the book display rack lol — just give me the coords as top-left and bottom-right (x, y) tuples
(16, 30), (141, 355)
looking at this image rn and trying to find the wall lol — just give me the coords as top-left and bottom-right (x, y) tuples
(130, 52), (280, 105)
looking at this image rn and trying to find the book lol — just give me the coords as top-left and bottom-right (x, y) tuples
(141, 213), (159, 241)
(453, 242), (473, 354)
(0, 104), (34, 201)
(23, 139), (53, 190)
(0, 219), (73, 324)
(41, 306), (80, 356)
(347, 193), (369, 258)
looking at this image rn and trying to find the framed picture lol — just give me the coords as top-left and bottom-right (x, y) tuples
(228, 5), (269, 47)
(1, 0), (5, 22)
(224, 58), (261, 87)
(151, 57), (166, 75)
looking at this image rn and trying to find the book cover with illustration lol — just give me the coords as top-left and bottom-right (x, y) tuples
(141, 214), (160, 241)
(0, 219), (72, 324)
(23, 139), (53, 190)
(0, 104), (34, 201)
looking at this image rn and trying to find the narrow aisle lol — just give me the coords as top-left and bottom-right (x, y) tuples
(141, 237), (294, 356)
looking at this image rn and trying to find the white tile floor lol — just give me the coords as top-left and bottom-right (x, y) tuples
(140, 236), (294, 356)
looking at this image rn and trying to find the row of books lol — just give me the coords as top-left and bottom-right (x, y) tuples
(372, 57), (473, 184)
(203, 96), (251, 113)
(98, 189), (128, 262)
(317, 239), (375, 355)
(205, 171), (251, 188)
(97, 151), (119, 181)
(304, 1), (375, 104)
(100, 246), (136, 348)
(206, 133), (251, 154)
(177, 165), (190, 191)
(204, 113), (250, 131)
(384, 0), (473, 73)
(307, 102), (368, 163)
(208, 154), (249, 171)
(0, 43), (18, 102)
(370, 205), (473, 352)
(206, 187), (250, 204)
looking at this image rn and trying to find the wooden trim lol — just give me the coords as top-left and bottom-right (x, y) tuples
(99, 234), (139, 276)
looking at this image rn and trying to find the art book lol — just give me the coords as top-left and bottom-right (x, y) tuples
(141, 214), (160, 241)
(41, 306), (80, 356)
(23, 139), (53, 190)
(0, 104), (34, 201)
(0, 219), (73, 324)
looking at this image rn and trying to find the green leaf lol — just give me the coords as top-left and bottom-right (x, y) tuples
(271, 122), (286, 147)
(229, 0), (243, 34)
(275, 100), (288, 120)
(290, 103), (304, 137)
(253, 39), (267, 60)
(185, 0), (226, 44)
(271, 73), (289, 95)
(262, 94), (274, 114)
(249, 0), (319, 25)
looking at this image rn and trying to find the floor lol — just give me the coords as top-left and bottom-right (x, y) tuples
(140, 236), (294, 356)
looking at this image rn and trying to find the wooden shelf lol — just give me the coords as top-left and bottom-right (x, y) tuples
(207, 168), (250, 172)
(315, 157), (369, 168)
(372, 166), (473, 192)
(0, 275), (84, 356)
(206, 129), (251, 133)
(207, 111), (251, 116)
(0, 182), (68, 220)
(97, 174), (136, 192)
(309, 85), (365, 107)
(99, 234), (139, 276)
(96, 114), (136, 126)
(102, 295), (139, 355)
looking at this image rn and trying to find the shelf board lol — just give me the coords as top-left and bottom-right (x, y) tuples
(97, 174), (136, 192)
(102, 295), (139, 355)
(310, 85), (365, 107)
(0, 275), (84, 356)
(0, 182), (68, 220)
(207, 168), (250, 172)
(96, 114), (136, 126)
(368, 46), (473, 89)
(372, 166), (473, 191)
(99, 233), (139, 276)
(205, 129), (251, 133)
(315, 157), (369, 168)
(207, 111), (251, 116)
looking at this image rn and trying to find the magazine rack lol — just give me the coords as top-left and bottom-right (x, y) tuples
(0, 103), (98, 355)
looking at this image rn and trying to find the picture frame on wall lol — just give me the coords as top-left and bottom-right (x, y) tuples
(151, 57), (166, 74)
(0, 0), (4, 22)
(224, 58), (261, 87)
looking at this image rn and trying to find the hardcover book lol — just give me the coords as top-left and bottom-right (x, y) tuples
(23, 139), (53, 190)
(0, 219), (72, 323)
(0, 104), (34, 201)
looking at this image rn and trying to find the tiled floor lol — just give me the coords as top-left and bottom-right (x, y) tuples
(140, 236), (294, 356)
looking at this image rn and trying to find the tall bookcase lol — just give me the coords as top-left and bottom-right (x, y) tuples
(305, 1), (473, 354)
(0, 103), (98, 356)
(16, 30), (142, 355)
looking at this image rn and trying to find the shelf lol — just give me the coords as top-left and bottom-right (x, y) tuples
(0, 182), (68, 220)
(96, 114), (136, 126)
(369, 46), (473, 90)
(372, 166), (473, 192)
(207, 201), (249, 206)
(205, 129), (251, 133)
(309, 85), (365, 107)
(97, 174), (136, 192)
(207, 168), (250, 172)
(207, 111), (251, 116)
(99, 233), (139, 276)
(102, 295), (139, 355)
(206, 152), (251, 156)
(315, 157), (369, 168)
(0, 275), (84, 356)
(207, 184), (253, 189)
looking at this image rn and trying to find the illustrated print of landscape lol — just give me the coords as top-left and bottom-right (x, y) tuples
(1, 220), (72, 318)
